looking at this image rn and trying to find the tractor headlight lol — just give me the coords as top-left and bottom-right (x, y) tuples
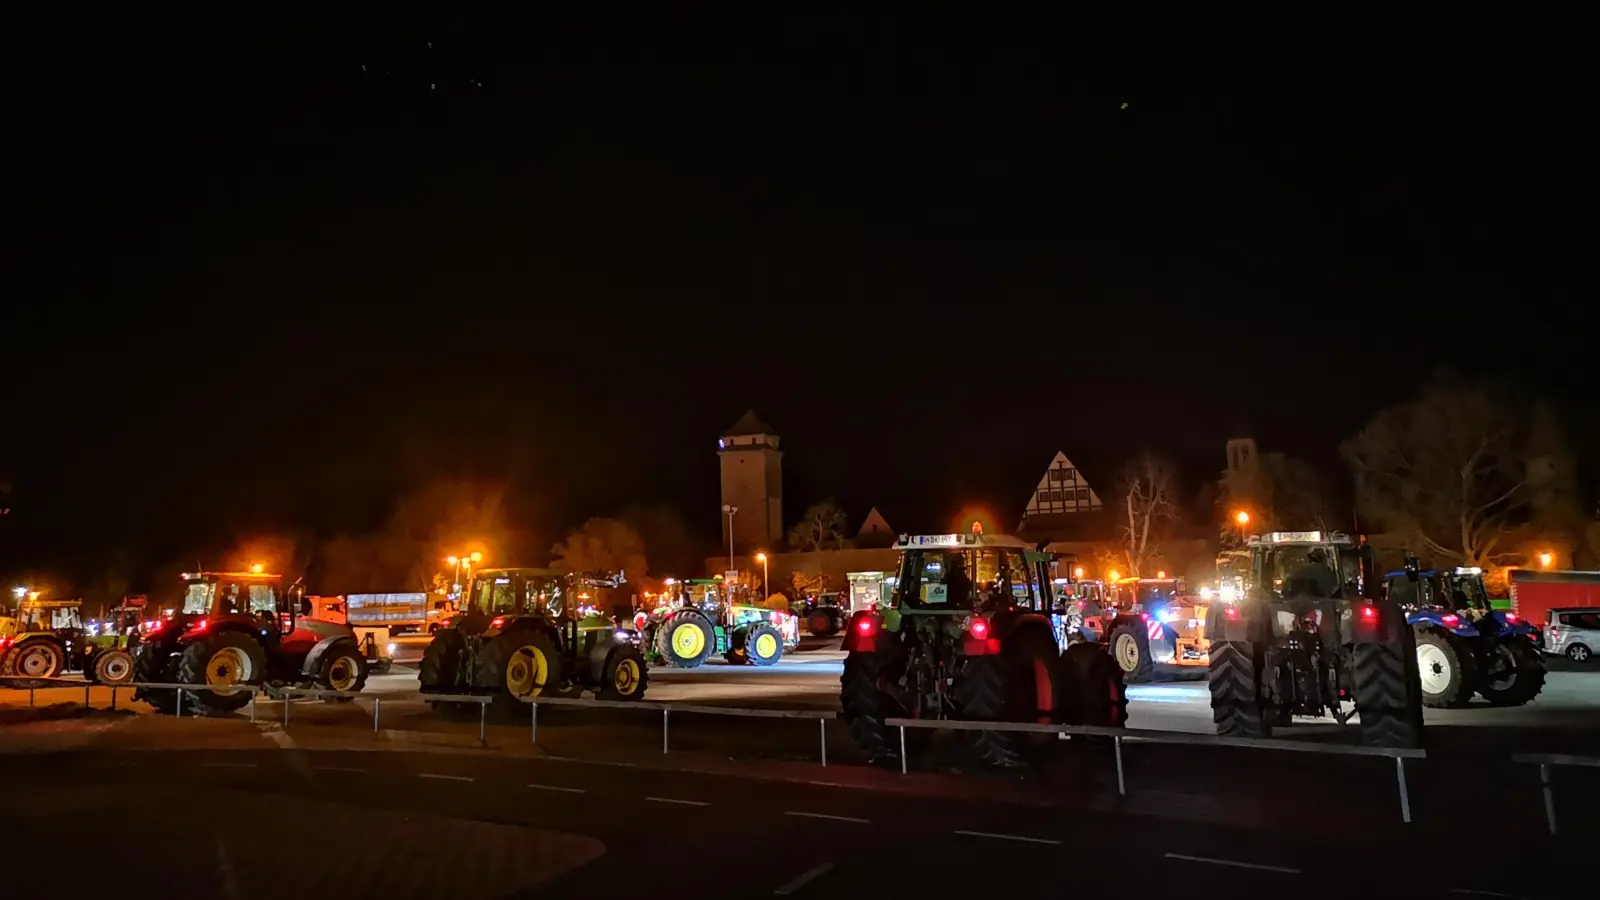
(1158, 609), (1176, 624)
(1220, 586), (1239, 602)
(386, 643), (396, 655)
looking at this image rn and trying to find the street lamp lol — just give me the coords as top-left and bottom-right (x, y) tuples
(11, 586), (26, 600)
(446, 551), (485, 599)
(1233, 510), (1251, 526)
(722, 504), (739, 575)
(755, 552), (769, 596)
(250, 562), (265, 574)
(1538, 551), (1554, 569)
(1073, 566), (1085, 579)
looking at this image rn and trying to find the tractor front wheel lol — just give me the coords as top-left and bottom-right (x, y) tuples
(740, 623), (784, 667)
(93, 648), (136, 685)
(1414, 628), (1473, 708)
(317, 645), (369, 700)
(598, 646), (650, 701)
(176, 631), (267, 715)
(1108, 621), (1155, 684)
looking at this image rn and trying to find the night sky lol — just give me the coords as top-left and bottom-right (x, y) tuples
(3, 8), (1586, 585)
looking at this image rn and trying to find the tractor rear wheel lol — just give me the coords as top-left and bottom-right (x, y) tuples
(657, 611), (715, 669)
(840, 651), (898, 764)
(418, 629), (465, 692)
(477, 629), (565, 716)
(598, 646), (650, 701)
(1353, 622), (1424, 749)
(1062, 642), (1129, 728)
(1208, 640), (1271, 739)
(1414, 628), (1473, 708)
(176, 631), (267, 715)
(954, 647), (1051, 768)
(2, 637), (67, 685)
(809, 610), (841, 638)
(93, 648), (135, 686)
(1477, 639), (1546, 707)
(1109, 621), (1155, 684)
(133, 645), (180, 714)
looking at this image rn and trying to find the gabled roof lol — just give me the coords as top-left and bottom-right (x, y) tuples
(723, 410), (776, 437)
(857, 506), (893, 537)
(1020, 451), (1103, 521)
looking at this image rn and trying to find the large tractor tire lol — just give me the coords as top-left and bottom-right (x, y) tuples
(840, 650), (898, 764)
(1414, 628), (1473, 708)
(476, 629), (565, 717)
(1, 637), (67, 685)
(418, 629), (466, 692)
(656, 611), (715, 669)
(598, 646), (650, 701)
(316, 644), (370, 698)
(133, 645), (181, 714)
(953, 654), (1024, 766)
(1062, 642), (1129, 728)
(1477, 639), (1546, 707)
(808, 609), (841, 638)
(92, 648), (136, 686)
(1108, 620), (1155, 684)
(728, 623), (784, 667)
(1353, 621), (1424, 750)
(176, 631), (267, 715)
(1207, 639), (1271, 739)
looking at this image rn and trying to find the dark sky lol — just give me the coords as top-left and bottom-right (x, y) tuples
(2, 7), (1587, 581)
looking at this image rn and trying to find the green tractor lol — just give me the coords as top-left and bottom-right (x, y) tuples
(642, 577), (799, 668)
(1, 597), (136, 686)
(840, 533), (1127, 767)
(418, 568), (649, 716)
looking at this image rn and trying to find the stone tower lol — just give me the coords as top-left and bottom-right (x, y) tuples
(1225, 437), (1259, 476)
(718, 411), (783, 557)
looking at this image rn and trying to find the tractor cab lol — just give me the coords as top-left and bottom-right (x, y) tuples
(8, 598), (85, 637)
(152, 570), (303, 649)
(885, 532), (1059, 616)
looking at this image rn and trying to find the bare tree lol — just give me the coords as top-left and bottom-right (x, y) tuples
(1118, 453), (1179, 577)
(1219, 452), (1335, 542)
(786, 501), (848, 552)
(1342, 374), (1571, 568)
(550, 517), (649, 587)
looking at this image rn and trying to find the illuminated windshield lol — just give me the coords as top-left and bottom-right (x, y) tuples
(1255, 544), (1354, 599)
(182, 583), (214, 614)
(893, 549), (1001, 609)
(470, 576), (517, 616)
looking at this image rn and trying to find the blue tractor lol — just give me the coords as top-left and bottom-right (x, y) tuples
(1385, 559), (1545, 708)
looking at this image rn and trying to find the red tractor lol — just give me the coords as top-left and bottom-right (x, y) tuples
(132, 569), (372, 715)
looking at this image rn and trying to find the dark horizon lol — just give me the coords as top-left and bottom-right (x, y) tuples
(2, 8), (1587, 591)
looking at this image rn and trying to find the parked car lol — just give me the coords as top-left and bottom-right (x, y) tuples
(1544, 608), (1600, 663)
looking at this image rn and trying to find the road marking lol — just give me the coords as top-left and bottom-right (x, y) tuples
(1164, 853), (1300, 874)
(265, 730), (298, 750)
(418, 773), (474, 782)
(315, 766), (366, 773)
(954, 830), (1061, 845)
(527, 783), (586, 794)
(199, 762), (258, 769)
(784, 811), (869, 824)
(773, 862), (833, 895)
(805, 781), (849, 787)
(645, 796), (711, 806)
(1448, 891), (1531, 900)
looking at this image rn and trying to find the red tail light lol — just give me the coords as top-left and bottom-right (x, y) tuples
(969, 618), (990, 639)
(1442, 614), (1460, 626)
(1505, 613), (1519, 623)
(191, 618), (209, 633)
(855, 617), (876, 637)
(1360, 606), (1377, 620)
(490, 616), (505, 629)
(1225, 606), (1239, 620)
(1139, 612), (1150, 621)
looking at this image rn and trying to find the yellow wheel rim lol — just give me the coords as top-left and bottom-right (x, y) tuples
(672, 624), (705, 658)
(327, 655), (359, 691)
(505, 644), (549, 697)
(613, 658), (641, 695)
(755, 633), (779, 659)
(206, 647), (252, 686)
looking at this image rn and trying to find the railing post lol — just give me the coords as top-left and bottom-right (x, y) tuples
(1114, 735), (1126, 797)
(248, 692), (256, 722)
(1540, 763), (1557, 835)
(478, 700), (487, 746)
(1394, 756), (1412, 824)
(283, 691), (290, 727)
(530, 702), (538, 745)
(29, 686), (34, 707)
(85, 683), (91, 709)
(899, 726), (907, 775)
(110, 686), (118, 711)
(819, 719), (827, 768)
(662, 708), (670, 754)
(177, 688), (184, 718)
(373, 697), (382, 734)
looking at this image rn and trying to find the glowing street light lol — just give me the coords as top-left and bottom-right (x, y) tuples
(1073, 566), (1085, 579)
(249, 562), (265, 574)
(446, 551), (486, 597)
(754, 552), (769, 595)
(1108, 569), (1121, 582)
(1233, 510), (1251, 526)
(1538, 551), (1554, 569)
(11, 586), (26, 600)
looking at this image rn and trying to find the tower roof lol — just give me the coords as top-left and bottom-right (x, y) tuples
(723, 410), (776, 437)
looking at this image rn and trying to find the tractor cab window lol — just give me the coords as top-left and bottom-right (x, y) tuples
(1257, 545), (1343, 599)
(897, 549), (983, 609)
(523, 577), (563, 617)
(471, 576), (517, 616)
(181, 582), (215, 615)
(246, 584), (277, 615)
(1449, 574), (1489, 610)
(50, 608), (81, 629)
(1005, 551), (1040, 609)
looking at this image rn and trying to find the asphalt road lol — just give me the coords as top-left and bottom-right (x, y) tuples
(3, 744), (1583, 900)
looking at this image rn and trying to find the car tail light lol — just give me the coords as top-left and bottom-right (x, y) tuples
(1442, 614), (1460, 626)
(855, 617), (876, 637)
(969, 618), (990, 639)
(490, 616), (505, 629)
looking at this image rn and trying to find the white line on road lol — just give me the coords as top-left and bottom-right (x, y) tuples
(265, 730), (297, 750)
(805, 781), (848, 788)
(418, 773), (474, 782)
(1164, 853), (1301, 874)
(784, 811), (870, 824)
(954, 830), (1061, 845)
(315, 766), (366, 773)
(199, 762), (258, 769)
(645, 796), (711, 806)
(527, 783), (586, 794)
(1448, 891), (1531, 900)
(773, 862), (833, 895)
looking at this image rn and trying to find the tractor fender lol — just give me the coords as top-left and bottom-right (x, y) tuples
(301, 634), (362, 677)
(1406, 609), (1481, 638)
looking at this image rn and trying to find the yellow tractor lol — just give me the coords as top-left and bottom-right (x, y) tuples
(1, 598), (135, 685)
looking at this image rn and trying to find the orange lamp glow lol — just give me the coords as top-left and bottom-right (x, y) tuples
(1234, 510), (1251, 526)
